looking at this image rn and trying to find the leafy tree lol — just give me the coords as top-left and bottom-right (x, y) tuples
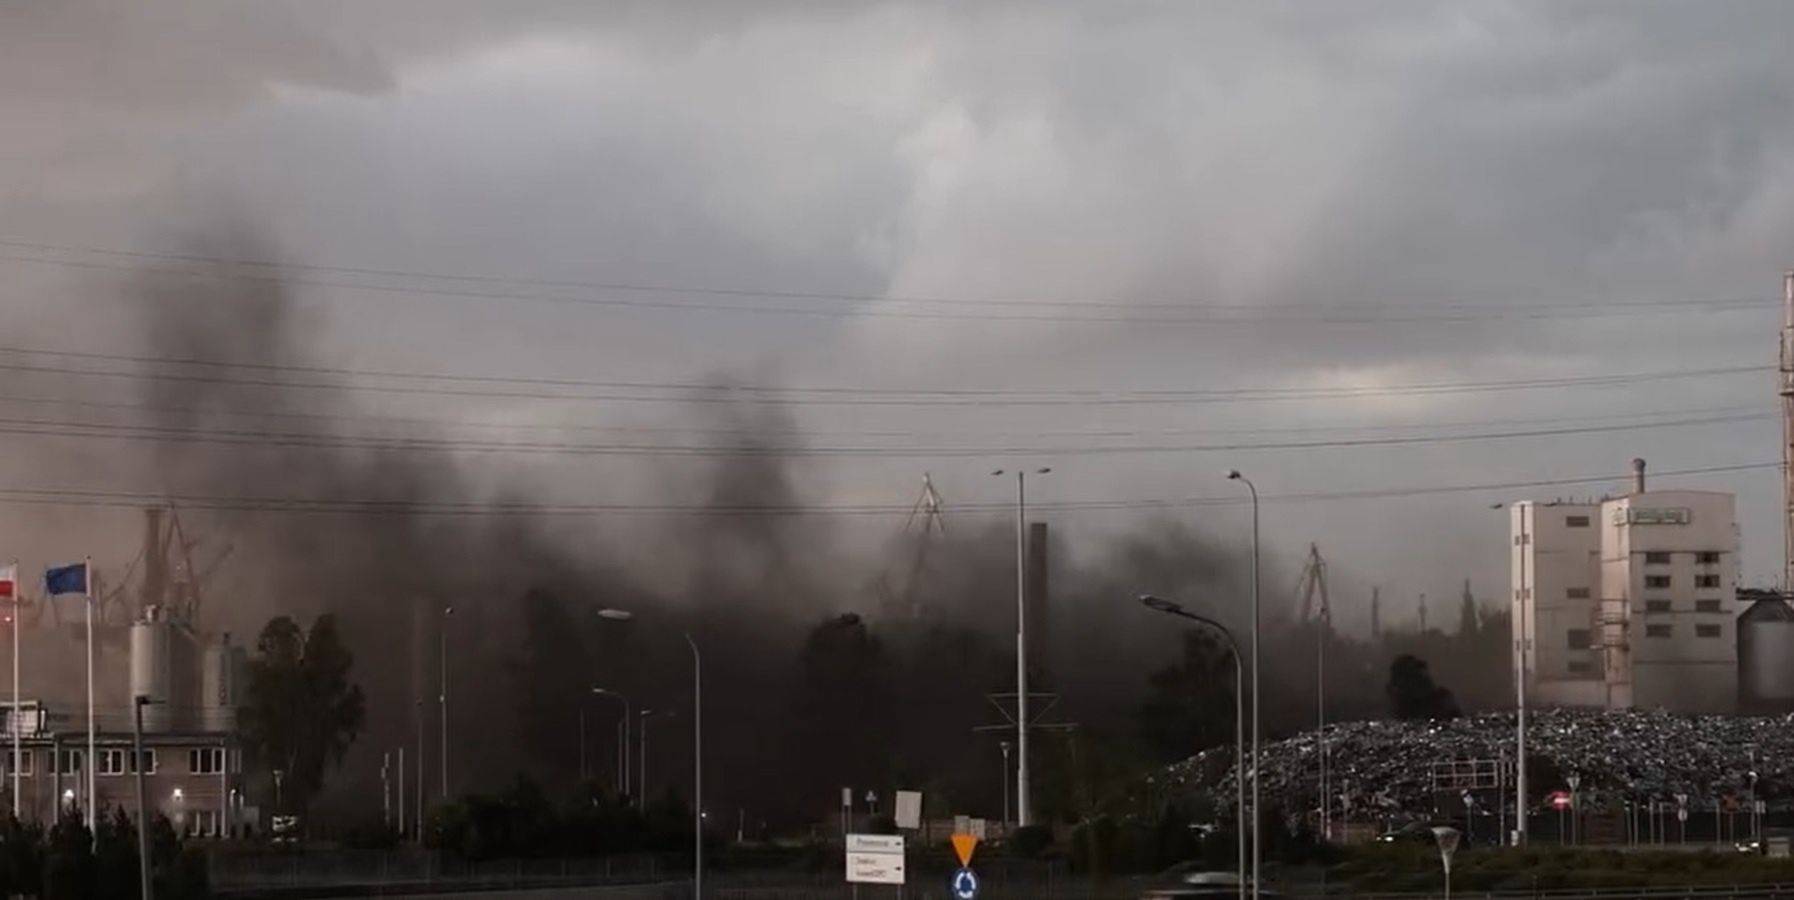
(790, 613), (894, 801)
(1138, 628), (1238, 762)
(239, 614), (367, 817)
(1385, 654), (1461, 720)
(508, 589), (591, 780)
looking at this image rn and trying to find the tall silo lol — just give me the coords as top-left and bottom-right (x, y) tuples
(1738, 594), (1794, 712)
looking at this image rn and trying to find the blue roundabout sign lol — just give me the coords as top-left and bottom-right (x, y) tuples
(951, 867), (979, 899)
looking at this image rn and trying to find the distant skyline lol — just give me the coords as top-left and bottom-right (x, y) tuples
(3, 1), (1793, 634)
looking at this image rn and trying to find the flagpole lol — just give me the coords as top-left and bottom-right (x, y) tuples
(85, 556), (95, 832)
(11, 560), (20, 819)
(9, 559), (18, 818)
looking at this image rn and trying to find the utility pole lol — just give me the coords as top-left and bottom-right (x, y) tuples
(1781, 271), (1794, 593)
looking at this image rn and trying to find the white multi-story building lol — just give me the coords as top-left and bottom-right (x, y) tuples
(1510, 460), (1739, 713)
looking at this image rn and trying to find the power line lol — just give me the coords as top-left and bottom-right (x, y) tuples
(0, 461), (1771, 518)
(0, 245), (1772, 325)
(0, 386), (1762, 441)
(0, 409), (1766, 458)
(0, 345), (1764, 407)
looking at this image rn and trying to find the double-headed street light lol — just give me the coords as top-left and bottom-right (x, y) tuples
(599, 608), (703, 899)
(1138, 595), (1245, 900)
(992, 466), (1050, 829)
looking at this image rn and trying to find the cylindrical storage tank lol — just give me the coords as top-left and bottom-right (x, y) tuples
(201, 634), (238, 732)
(129, 607), (175, 731)
(1739, 597), (1794, 709)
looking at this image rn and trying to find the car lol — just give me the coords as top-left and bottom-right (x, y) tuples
(1375, 821), (1438, 844)
(1138, 867), (1283, 900)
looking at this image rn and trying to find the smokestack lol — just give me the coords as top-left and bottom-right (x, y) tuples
(1632, 458), (1647, 495)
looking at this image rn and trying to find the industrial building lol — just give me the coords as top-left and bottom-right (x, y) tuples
(1510, 459), (1740, 713)
(0, 510), (250, 836)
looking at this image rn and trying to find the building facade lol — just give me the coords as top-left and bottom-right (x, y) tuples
(1510, 463), (1739, 713)
(1, 723), (245, 837)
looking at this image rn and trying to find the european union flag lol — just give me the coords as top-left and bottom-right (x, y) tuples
(44, 562), (88, 597)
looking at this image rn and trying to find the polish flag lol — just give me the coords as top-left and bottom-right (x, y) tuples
(0, 564), (13, 600)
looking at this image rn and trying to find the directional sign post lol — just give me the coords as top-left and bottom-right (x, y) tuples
(846, 834), (906, 887)
(1432, 826), (1461, 900)
(950, 832), (981, 899)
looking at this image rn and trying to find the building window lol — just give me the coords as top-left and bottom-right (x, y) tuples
(99, 750), (125, 776)
(1566, 629), (1592, 650)
(3, 750), (30, 776)
(1696, 599), (1722, 613)
(1697, 551), (1721, 565)
(1645, 599), (1672, 613)
(1644, 552), (1672, 565)
(186, 809), (222, 838)
(1696, 624), (1723, 639)
(1566, 587), (1591, 599)
(1695, 574), (1721, 589)
(1566, 515), (1591, 528)
(1645, 575), (1672, 589)
(1646, 624), (1673, 638)
(52, 750), (83, 775)
(189, 748), (225, 775)
(1567, 660), (1595, 675)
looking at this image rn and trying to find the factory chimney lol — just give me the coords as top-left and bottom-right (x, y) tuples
(1632, 458), (1647, 495)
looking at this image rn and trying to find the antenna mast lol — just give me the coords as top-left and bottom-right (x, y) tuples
(1782, 271), (1794, 594)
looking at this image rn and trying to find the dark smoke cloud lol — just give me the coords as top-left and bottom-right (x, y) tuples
(93, 225), (1507, 827)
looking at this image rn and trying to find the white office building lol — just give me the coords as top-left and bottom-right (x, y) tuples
(1509, 460), (1739, 713)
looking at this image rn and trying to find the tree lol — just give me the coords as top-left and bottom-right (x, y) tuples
(1138, 628), (1237, 762)
(1385, 654), (1461, 720)
(789, 613), (895, 802)
(508, 589), (591, 779)
(239, 614), (367, 817)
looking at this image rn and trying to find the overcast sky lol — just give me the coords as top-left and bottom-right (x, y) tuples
(4, 0), (1794, 631)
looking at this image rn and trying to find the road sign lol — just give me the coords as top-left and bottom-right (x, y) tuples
(969, 817), (988, 840)
(895, 791), (923, 830)
(842, 787), (853, 808)
(846, 834), (906, 885)
(1549, 791), (1571, 811)
(1677, 809), (1688, 822)
(951, 832), (980, 867)
(951, 867), (980, 899)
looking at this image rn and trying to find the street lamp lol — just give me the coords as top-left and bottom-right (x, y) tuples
(1138, 594), (1246, 900)
(1491, 502), (1529, 846)
(991, 466), (1049, 829)
(440, 605), (454, 801)
(1226, 468), (1261, 900)
(597, 608), (703, 899)
(133, 694), (158, 900)
(593, 688), (632, 797)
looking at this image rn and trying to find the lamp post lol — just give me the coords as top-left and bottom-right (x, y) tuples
(992, 466), (1049, 829)
(999, 741), (1012, 832)
(598, 608), (703, 899)
(593, 688), (631, 797)
(1492, 502), (1530, 846)
(440, 605), (453, 801)
(1226, 469), (1261, 900)
(133, 695), (156, 900)
(1138, 594), (1246, 900)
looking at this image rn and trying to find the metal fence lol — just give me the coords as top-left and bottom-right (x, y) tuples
(209, 848), (674, 894)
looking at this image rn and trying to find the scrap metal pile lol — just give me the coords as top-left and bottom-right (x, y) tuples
(1126, 708), (1794, 823)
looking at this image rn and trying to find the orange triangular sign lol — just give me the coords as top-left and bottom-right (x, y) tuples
(951, 833), (979, 867)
